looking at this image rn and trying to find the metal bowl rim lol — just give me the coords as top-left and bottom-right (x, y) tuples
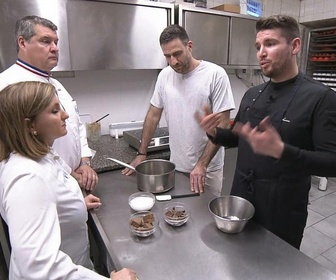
(135, 159), (176, 176)
(129, 211), (159, 234)
(128, 191), (155, 202)
(128, 192), (155, 211)
(208, 195), (255, 222)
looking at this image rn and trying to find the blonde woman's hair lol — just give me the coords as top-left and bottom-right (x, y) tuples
(0, 81), (56, 161)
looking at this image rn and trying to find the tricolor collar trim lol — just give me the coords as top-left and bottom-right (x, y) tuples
(16, 59), (50, 78)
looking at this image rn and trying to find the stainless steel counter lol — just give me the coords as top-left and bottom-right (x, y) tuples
(90, 170), (336, 280)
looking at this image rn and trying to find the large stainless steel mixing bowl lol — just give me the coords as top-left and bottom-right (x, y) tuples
(208, 195), (255, 234)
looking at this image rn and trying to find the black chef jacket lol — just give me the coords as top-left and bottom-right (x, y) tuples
(212, 72), (336, 248)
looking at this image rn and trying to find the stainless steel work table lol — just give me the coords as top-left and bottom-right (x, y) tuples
(90, 170), (336, 280)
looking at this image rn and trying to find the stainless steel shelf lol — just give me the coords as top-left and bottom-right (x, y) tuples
(307, 27), (336, 90)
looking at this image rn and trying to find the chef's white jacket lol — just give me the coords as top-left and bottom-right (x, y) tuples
(0, 150), (108, 279)
(0, 60), (92, 172)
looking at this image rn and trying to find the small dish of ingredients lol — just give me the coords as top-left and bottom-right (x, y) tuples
(128, 192), (155, 211)
(129, 211), (158, 237)
(164, 202), (190, 227)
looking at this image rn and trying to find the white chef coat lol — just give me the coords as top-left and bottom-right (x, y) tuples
(0, 60), (92, 172)
(0, 150), (108, 279)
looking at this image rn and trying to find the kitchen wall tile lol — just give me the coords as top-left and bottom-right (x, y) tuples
(324, 0), (335, 11)
(298, 0), (336, 22)
(314, 1), (324, 14)
(313, 13), (323, 21)
(281, 3), (295, 16)
(263, 0), (300, 20)
(272, 1), (281, 13)
(322, 11), (334, 20)
(323, 11), (336, 19)
(302, 14), (315, 22)
(206, 0), (214, 8)
(263, 0), (273, 14)
(304, 4), (315, 16)
(299, 1), (305, 17)
(304, 0), (315, 6)
(219, 0), (239, 4)
(263, 0), (336, 23)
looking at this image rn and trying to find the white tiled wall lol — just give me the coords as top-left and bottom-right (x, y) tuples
(299, 0), (336, 22)
(263, 0), (301, 20)
(263, 0), (336, 23)
(207, 0), (240, 8)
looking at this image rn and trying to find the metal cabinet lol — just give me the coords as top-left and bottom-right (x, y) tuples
(182, 10), (230, 65)
(0, 0), (71, 71)
(0, 0), (174, 72)
(229, 17), (259, 66)
(178, 5), (259, 68)
(67, 0), (174, 70)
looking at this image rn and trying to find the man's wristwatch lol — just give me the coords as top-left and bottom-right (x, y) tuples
(80, 160), (91, 167)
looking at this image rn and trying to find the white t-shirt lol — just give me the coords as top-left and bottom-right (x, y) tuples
(0, 151), (108, 279)
(0, 60), (92, 172)
(151, 60), (235, 172)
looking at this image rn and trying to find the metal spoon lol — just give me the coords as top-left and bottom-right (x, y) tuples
(105, 157), (135, 171)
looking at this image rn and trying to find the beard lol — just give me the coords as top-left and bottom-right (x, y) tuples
(262, 46), (294, 80)
(262, 57), (291, 80)
(171, 54), (191, 74)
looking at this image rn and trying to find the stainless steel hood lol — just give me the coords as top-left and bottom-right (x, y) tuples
(0, 0), (174, 72)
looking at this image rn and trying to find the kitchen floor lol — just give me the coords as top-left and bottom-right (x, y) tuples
(0, 178), (335, 279)
(300, 176), (336, 276)
(222, 167), (336, 277)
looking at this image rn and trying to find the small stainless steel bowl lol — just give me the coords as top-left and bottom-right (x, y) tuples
(208, 196), (255, 234)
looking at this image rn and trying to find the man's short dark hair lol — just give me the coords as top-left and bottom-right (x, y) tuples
(256, 15), (300, 43)
(159, 24), (189, 46)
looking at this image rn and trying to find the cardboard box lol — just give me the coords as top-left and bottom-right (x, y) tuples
(211, 4), (240, 14)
